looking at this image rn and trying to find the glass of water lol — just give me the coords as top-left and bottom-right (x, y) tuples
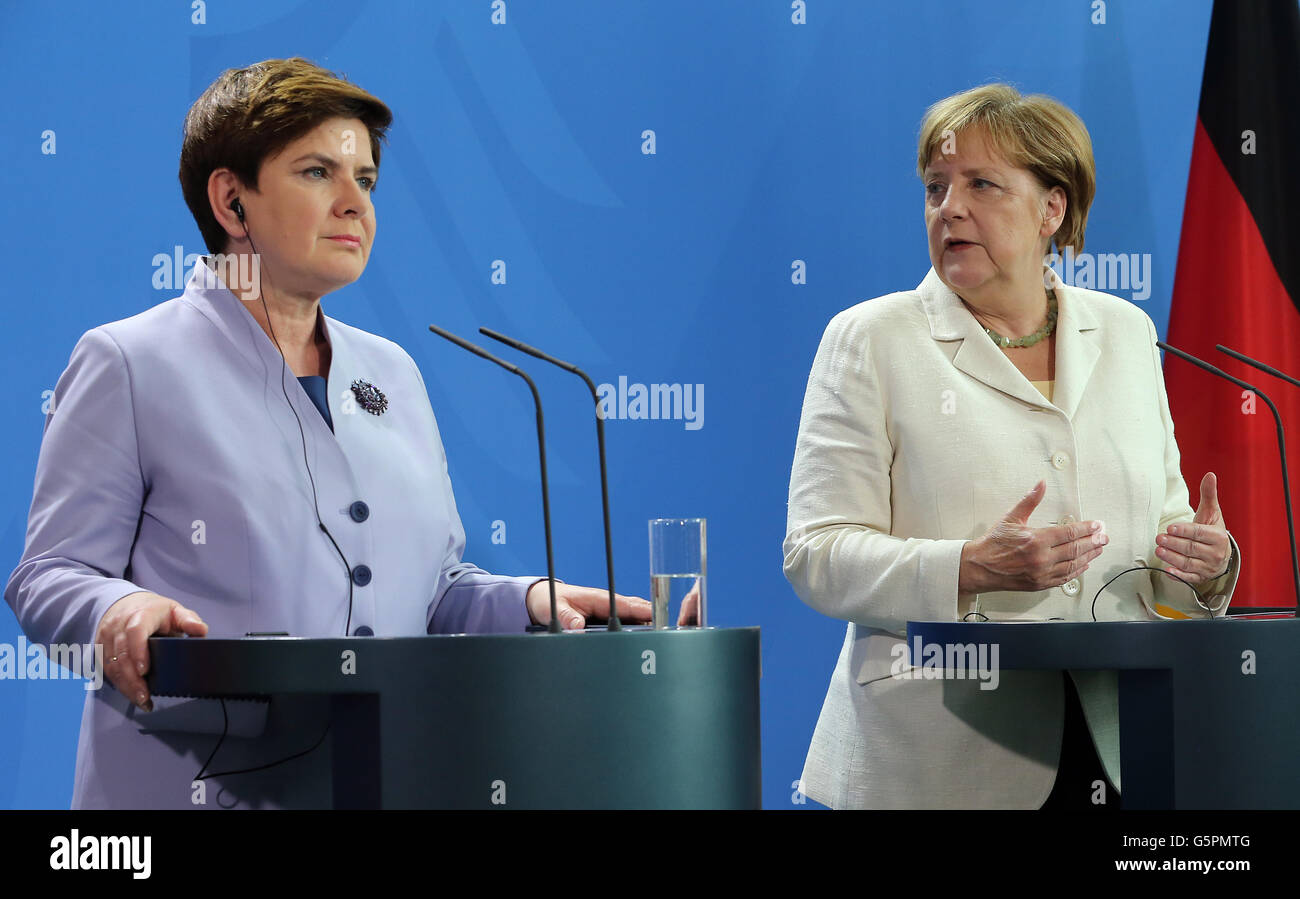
(648, 518), (706, 629)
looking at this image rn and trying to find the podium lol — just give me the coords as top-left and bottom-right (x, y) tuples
(147, 627), (762, 809)
(908, 618), (1300, 809)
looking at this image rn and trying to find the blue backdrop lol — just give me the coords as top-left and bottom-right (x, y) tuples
(0, 0), (1226, 808)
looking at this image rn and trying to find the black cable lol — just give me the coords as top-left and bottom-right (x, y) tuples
(193, 698), (331, 781)
(193, 698), (229, 782)
(961, 611), (1064, 622)
(1090, 564), (1224, 621)
(187, 223), (358, 791)
(241, 222), (356, 635)
(960, 564), (1223, 623)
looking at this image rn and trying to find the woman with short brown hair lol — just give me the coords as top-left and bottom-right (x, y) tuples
(6, 57), (646, 809)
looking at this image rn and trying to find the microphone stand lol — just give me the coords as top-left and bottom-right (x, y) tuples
(428, 325), (560, 633)
(479, 327), (621, 631)
(1159, 341), (1300, 614)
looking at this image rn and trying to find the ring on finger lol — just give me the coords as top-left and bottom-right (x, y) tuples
(112, 633), (131, 669)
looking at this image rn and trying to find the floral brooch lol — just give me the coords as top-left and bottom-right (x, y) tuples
(350, 379), (389, 416)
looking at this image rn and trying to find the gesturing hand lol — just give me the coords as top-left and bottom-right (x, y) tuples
(1155, 472), (1231, 585)
(959, 480), (1109, 594)
(94, 591), (208, 712)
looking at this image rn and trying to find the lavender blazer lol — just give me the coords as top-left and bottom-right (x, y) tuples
(5, 257), (537, 809)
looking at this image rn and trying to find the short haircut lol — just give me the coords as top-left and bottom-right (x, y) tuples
(179, 57), (393, 254)
(917, 83), (1096, 253)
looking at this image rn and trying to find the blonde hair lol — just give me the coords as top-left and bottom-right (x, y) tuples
(917, 83), (1096, 253)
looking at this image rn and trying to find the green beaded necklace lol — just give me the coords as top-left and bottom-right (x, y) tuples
(981, 290), (1058, 349)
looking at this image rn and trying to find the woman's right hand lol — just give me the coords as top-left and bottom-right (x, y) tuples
(959, 480), (1108, 594)
(94, 591), (208, 711)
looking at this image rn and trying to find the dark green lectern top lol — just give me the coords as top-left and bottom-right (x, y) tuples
(148, 627), (762, 809)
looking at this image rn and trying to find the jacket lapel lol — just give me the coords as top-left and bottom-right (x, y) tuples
(181, 256), (285, 374)
(917, 267), (1099, 419)
(180, 256), (343, 439)
(1046, 270), (1100, 421)
(321, 316), (360, 434)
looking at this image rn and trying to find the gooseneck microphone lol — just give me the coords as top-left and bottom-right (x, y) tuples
(427, 325), (561, 633)
(478, 327), (620, 631)
(1158, 340), (1300, 613)
(1215, 345), (1300, 391)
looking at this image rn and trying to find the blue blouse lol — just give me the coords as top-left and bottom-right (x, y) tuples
(298, 375), (333, 432)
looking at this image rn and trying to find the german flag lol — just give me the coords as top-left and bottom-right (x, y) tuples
(1165, 0), (1300, 609)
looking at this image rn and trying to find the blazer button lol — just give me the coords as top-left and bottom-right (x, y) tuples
(1051, 452), (1069, 470)
(1062, 578), (1081, 596)
(349, 501), (370, 523)
(352, 564), (372, 586)
(352, 625), (374, 637)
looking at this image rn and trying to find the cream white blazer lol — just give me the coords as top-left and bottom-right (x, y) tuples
(784, 268), (1240, 809)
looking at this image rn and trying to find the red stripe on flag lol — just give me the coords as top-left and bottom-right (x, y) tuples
(1166, 118), (1300, 608)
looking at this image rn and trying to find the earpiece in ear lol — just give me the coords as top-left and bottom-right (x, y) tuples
(230, 199), (245, 221)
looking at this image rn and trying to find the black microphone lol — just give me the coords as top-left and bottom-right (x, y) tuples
(1158, 341), (1300, 613)
(479, 327), (621, 631)
(1213, 344), (1300, 615)
(1215, 345), (1300, 390)
(427, 324), (561, 633)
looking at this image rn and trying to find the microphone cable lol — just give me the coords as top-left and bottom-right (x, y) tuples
(1091, 565), (1227, 621)
(237, 210), (357, 636)
(189, 202), (363, 799)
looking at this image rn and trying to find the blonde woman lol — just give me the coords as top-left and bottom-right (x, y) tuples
(784, 84), (1239, 809)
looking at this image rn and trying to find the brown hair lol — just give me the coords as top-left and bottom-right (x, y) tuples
(179, 57), (393, 254)
(917, 83), (1096, 253)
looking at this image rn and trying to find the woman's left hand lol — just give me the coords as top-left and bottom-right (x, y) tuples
(1155, 472), (1231, 585)
(526, 581), (652, 629)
